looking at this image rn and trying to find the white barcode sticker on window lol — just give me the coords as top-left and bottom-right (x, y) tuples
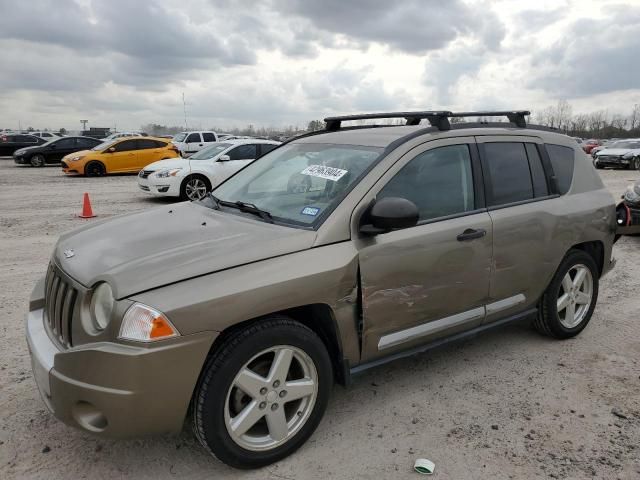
(301, 164), (348, 182)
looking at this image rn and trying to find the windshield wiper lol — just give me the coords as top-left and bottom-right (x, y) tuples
(205, 194), (274, 223)
(232, 200), (274, 223)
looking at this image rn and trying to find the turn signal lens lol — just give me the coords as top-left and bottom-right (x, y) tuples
(118, 303), (179, 342)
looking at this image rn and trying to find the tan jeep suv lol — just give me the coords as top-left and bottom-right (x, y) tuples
(26, 110), (617, 468)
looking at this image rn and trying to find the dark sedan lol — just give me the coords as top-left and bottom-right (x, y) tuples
(0, 134), (46, 156)
(13, 136), (102, 167)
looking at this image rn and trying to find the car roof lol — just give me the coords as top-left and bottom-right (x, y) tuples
(291, 123), (575, 149)
(223, 138), (280, 145)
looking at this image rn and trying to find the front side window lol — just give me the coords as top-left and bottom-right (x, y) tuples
(379, 144), (475, 222)
(227, 144), (258, 160)
(186, 133), (201, 143)
(214, 143), (382, 226)
(113, 139), (138, 152)
(546, 144), (575, 195)
(189, 142), (232, 160)
(484, 142), (534, 206)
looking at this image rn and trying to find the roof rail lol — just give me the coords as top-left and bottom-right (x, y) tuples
(323, 110), (531, 131)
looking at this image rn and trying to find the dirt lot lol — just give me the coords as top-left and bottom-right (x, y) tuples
(0, 158), (639, 480)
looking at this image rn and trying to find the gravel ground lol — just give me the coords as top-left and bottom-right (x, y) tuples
(1, 158), (639, 480)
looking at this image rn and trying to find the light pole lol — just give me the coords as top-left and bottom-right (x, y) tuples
(80, 120), (88, 132)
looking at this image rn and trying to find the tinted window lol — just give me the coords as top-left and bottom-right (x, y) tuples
(17, 135), (38, 143)
(524, 144), (549, 197)
(77, 138), (99, 148)
(484, 143), (533, 206)
(260, 144), (278, 155)
(546, 144), (575, 195)
(379, 144), (475, 222)
(113, 139), (138, 152)
(137, 139), (161, 149)
(186, 133), (201, 143)
(55, 138), (76, 148)
(227, 144), (258, 160)
(202, 132), (216, 142)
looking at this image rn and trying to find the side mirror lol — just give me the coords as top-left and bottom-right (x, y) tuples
(108, 147), (116, 153)
(360, 197), (419, 235)
(218, 154), (231, 162)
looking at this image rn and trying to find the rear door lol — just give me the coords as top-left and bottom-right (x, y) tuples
(136, 139), (168, 167)
(355, 137), (493, 361)
(109, 139), (139, 172)
(476, 136), (557, 322)
(185, 133), (203, 154)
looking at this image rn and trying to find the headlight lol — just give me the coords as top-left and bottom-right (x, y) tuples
(622, 152), (633, 159)
(118, 303), (179, 342)
(69, 155), (85, 162)
(90, 282), (114, 331)
(155, 168), (182, 178)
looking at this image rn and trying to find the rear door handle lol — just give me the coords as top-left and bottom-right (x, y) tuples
(457, 228), (486, 241)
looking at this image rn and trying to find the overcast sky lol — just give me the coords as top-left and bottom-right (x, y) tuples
(1, 0), (639, 131)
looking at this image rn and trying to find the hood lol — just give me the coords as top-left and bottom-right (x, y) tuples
(143, 158), (188, 171)
(54, 202), (316, 298)
(14, 145), (40, 155)
(597, 148), (639, 156)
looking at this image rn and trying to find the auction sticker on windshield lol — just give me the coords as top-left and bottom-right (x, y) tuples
(301, 165), (348, 181)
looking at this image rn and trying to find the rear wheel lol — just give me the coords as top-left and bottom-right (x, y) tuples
(30, 154), (46, 167)
(85, 161), (106, 177)
(180, 175), (210, 201)
(534, 250), (599, 339)
(192, 317), (332, 469)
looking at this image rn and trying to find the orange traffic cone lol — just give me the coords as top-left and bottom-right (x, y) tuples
(78, 192), (96, 218)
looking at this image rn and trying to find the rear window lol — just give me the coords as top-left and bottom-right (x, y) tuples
(545, 144), (575, 195)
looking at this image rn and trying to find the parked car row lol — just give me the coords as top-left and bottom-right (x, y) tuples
(592, 139), (640, 170)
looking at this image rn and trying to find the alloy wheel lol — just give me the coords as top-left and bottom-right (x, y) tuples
(31, 155), (45, 167)
(634, 157), (640, 170)
(224, 345), (318, 452)
(185, 178), (208, 200)
(556, 264), (593, 329)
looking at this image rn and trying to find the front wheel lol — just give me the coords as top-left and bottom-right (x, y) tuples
(192, 317), (332, 469)
(85, 161), (106, 177)
(181, 175), (210, 201)
(30, 154), (46, 167)
(633, 157), (640, 171)
(534, 250), (599, 339)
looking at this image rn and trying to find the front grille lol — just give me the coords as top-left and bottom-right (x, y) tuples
(44, 263), (78, 348)
(139, 170), (154, 179)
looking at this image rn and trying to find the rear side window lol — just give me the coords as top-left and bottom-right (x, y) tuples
(483, 143), (533, 206)
(545, 144), (575, 195)
(202, 132), (216, 142)
(228, 144), (258, 160)
(137, 139), (164, 149)
(524, 144), (549, 197)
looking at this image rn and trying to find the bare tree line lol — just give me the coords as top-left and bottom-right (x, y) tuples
(532, 100), (640, 139)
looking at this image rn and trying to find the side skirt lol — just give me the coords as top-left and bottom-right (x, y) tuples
(349, 308), (537, 376)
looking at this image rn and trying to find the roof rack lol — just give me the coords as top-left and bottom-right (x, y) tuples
(323, 110), (531, 131)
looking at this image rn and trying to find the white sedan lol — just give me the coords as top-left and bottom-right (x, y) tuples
(137, 139), (280, 200)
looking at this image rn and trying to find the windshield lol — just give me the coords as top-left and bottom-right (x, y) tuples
(609, 141), (640, 149)
(91, 139), (117, 151)
(213, 143), (382, 226)
(189, 142), (232, 160)
(173, 133), (187, 142)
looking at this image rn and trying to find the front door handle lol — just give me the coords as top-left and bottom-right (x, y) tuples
(457, 228), (486, 241)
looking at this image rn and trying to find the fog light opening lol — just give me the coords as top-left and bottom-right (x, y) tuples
(72, 401), (108, 432)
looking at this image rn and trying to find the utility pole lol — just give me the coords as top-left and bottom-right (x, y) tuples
(80, 119), (88, 132)
(182, 92), (188, 130)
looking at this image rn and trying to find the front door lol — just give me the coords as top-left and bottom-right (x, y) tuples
(108, 139), (139, 172)
(355, 138), (493, 361)
(48, 137), (77, 162)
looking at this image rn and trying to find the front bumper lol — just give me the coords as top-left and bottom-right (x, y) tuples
(26, 279), (217, 438)
(595, 156), (630, 168)
(13, 155), (28, 164)
(137, 173), (181, 197)
(61, 161), (81, 175)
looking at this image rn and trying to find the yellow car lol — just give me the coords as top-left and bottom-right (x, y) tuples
(62, 137), (180, 176)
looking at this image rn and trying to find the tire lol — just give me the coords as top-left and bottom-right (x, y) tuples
(30, 154), (46, 167)
(534, 250), (599, 339)
(180, 175), (211, 201)
(192, 317), (332, 469)
(634, 157), (640, 171)
(85, 161), (106, 177)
